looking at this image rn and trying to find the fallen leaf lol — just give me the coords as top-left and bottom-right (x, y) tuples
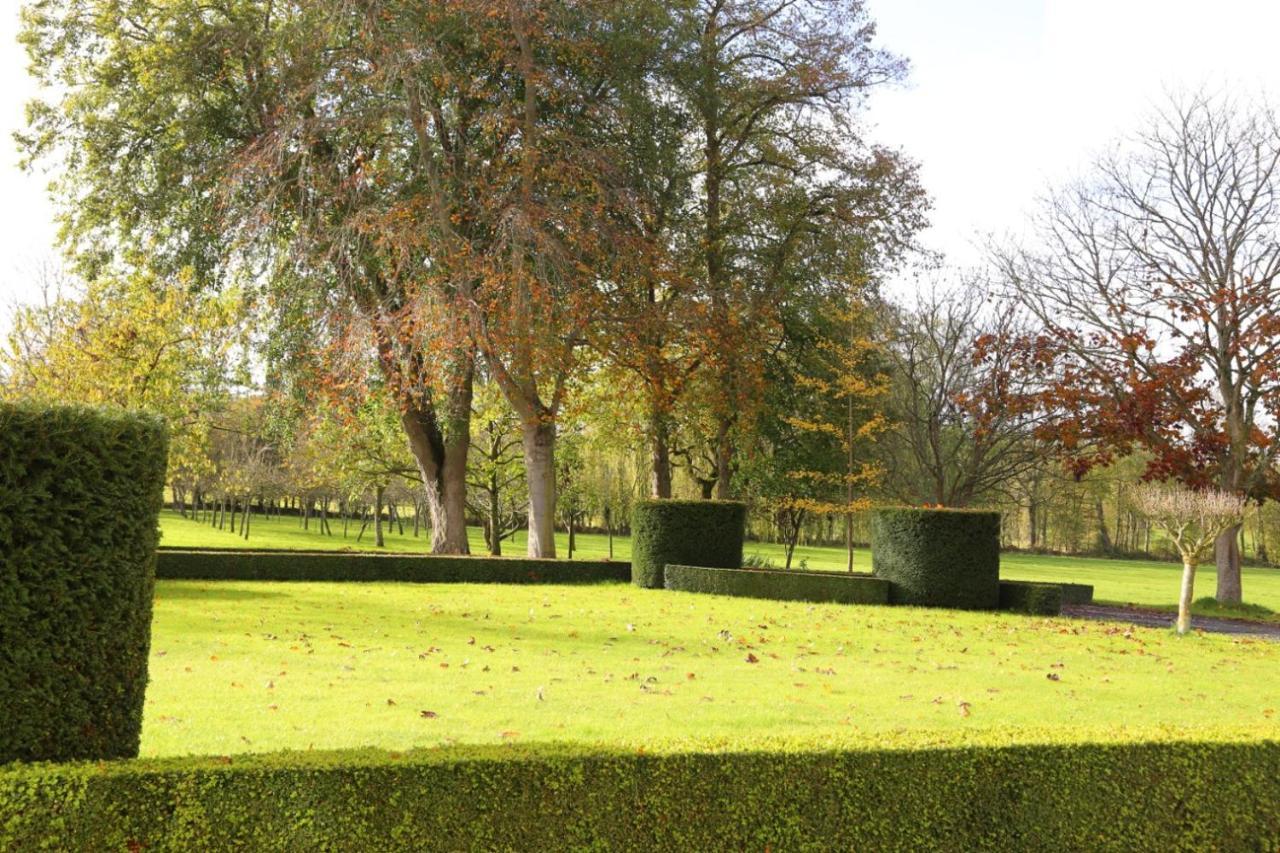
(745, 653), (759, 664)
(420, 710), (438, 719)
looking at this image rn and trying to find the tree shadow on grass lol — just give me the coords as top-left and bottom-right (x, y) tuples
(154, 584), (291, 602)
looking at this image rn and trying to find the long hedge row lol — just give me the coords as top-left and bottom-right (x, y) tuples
(665, 564), (890, 605)
(155, 550), (630, 584)
(2, 739), (1278, 850)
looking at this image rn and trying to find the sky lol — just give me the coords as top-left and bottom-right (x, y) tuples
(2, 1), (1280, 318)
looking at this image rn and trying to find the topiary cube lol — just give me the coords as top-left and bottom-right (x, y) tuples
(630, 500), (747, 588)
(871, 507), (1000, 610)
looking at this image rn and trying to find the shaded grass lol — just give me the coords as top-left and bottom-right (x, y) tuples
(159, 510), (1280, 617)
(142, 579), (1280, 759)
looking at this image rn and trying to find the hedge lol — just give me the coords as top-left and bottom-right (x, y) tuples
(631, 500), (747, 589)
(871, 507), (1001, 610)
(998, 580), (1064, 616)
(0, 403), (169, 764)
(665, 564), (890, 605)
(155, 550), (630, 584)
(1060, 582), (1095, 605)
(2, 739), (1278, 850)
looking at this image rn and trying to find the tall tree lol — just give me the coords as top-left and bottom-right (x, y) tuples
(675, 0), (910, 498)
(997, 91), (1280, 603)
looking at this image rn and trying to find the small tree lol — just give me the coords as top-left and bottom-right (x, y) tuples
(1130, 484), (1245, 634)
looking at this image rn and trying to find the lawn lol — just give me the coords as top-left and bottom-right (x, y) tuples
(142, 579), (1280, 759)
(160, 510), (1280, 614)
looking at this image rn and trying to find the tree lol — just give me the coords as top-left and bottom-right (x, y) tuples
(879, 282), (1048, 507)
(746, 285), (887, 570)
(466, 380), (527, 556)
(670, 0), (916, 498)
(2, 267), (248, 484)
(1131, 484), (1245, 634)
(997, 91), (1280, 604)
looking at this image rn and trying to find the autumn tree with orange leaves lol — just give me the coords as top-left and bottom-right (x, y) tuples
(996, 91), (1280, 604)
(22, 0), (668, 557)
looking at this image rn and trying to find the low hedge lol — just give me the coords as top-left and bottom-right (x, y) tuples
(871, 507), (1001, 610)
(155, 550), (630, 584)
(665, 564), (890, 605)
(998, 580), (1064, 616)
(0, 403), (169, 764)
(1060, 582), (1095, 605)
(631, 500), (747, 589)
(2, 739), (1278, 850)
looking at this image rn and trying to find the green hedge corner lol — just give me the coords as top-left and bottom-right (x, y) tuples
(665, 564), (890, 605)
(0, 403), (169, 764)
(871, 507), (1000, 610)
(630, 500), (747, 589)
(998, 580), (1064, 616)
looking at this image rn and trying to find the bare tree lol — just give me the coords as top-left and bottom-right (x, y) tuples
(879, 282), (1048, 507)
(996, 90), (1280, 604)
(1131, 484), (1245, 634)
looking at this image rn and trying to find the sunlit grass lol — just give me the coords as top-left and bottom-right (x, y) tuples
(142, 579), (1280, 758)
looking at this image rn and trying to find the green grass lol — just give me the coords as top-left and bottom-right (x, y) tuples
(142, 579), (1280, 759)
(160, 510), (1280, 616)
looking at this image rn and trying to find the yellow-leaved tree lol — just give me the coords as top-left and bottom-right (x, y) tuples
(2, 268), (250, 504)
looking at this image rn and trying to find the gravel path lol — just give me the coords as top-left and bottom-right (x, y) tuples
(1063, 604), (1280, 640)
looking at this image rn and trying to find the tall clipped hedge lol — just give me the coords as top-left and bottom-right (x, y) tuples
(0, 403), (169, 764)
(631, 500), (747, 588)
(2, 739), (1278, 850)
(871, 507), (1000, 609)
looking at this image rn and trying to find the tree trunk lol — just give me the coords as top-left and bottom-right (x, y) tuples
(487, 477), (503, 556)
(1094, 498), (1112, 553)
(1214, 524), (1243, 604)
(845, 513), (854, 573)
(374, 486), (385, 549)
(650, 408), (673, 498)
(522, 419), (557, 558)
(1177, 558), (1197, 634)
(714, 418), (734, 500)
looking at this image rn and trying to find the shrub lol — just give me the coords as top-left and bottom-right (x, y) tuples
(0, 403), (168, 764)
(998, 580), (1064, 616)
(871, 508), (1001, 610)
(665, 564), (889, 606)
(631, 500), (747, 589)
(2, 739), (1278, 850)
(155, 551), (630, 584)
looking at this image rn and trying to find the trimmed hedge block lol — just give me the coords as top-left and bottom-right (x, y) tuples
(999, 580), (1064, 616)
(155, 551), (630, 584)
(2, 740), (1279, 850)
(665, 564), (890, 605)
(0, 403), (169, 764)
(631, 500), (747, 589)
(871, 508), (1001, 610)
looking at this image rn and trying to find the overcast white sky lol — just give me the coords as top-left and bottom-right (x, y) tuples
(2, 0), (1280, 319)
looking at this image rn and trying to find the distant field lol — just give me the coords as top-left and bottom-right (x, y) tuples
(159, 510), (1280, 615)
